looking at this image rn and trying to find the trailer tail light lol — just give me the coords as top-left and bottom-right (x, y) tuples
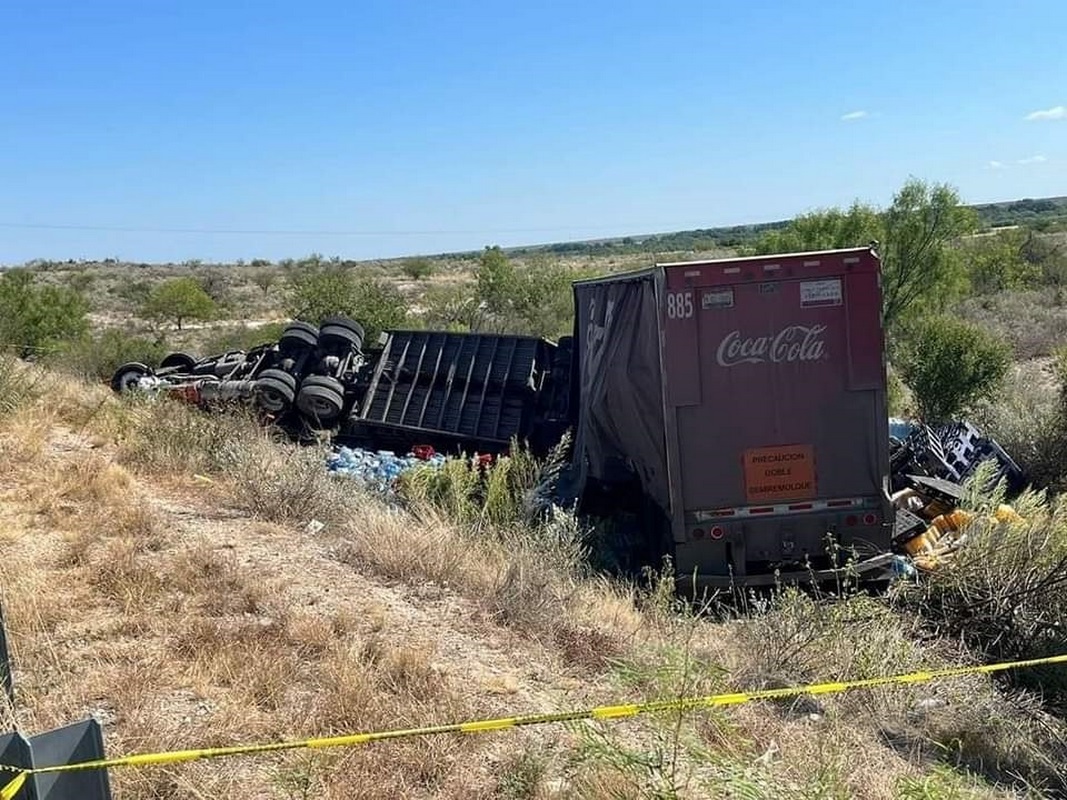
(691, 528), (706, 540)
(862, 513), (878, 526)
(709, 526), (725, 540)
(845, 515), (858, 526)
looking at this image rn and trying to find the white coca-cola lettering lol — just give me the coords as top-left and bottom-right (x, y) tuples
(716, 324), (827, 367)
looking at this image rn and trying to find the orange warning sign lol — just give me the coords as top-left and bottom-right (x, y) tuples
(743, 444), (816, 503)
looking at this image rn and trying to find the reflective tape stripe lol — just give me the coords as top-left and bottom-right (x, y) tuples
(693, 498), (870, 521)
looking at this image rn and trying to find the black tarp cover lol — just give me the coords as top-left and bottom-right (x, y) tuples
(569, 269), (671, 514)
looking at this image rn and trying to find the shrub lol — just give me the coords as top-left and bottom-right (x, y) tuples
(890, 462), (1067, 710)
(0, 269), (90, 357)
(224, 437), (351, 527)
(959, 227), (1042, 295)
(347, 275), (409, 343)
(397, 441), (545, 530)
(51, 329), (169, 382)
(198, 322), (287, 356)
(952, 290), (1067, 359)
(748, 178), (977, 333)
(893, 315), (1011, 424)
(970, 357), (1067, 494)
(193, 268), (230, 303)
(473, 247), (588, 339)
(113, 395), (259, 477)
(400, 257), (435, 281)
(284, 264), (408, 342)
(887, 363), (914, 417)
(0, 356), (41, 417)
(418, 283), (485, 332)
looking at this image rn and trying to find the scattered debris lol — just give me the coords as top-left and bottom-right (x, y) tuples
(889, 418), (1027, 497)
(887, 417), (1029, 576)
(326, 445), (447, 495)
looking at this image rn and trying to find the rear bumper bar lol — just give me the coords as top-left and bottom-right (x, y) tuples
(675, 552), (897, 591)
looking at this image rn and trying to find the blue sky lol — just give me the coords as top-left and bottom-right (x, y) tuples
(1, 0), (1064, 264)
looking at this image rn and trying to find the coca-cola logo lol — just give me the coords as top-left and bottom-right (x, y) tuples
(716, 324), (827, 367)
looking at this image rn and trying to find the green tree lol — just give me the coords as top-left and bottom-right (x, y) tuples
(475, 246), (520, 317)
(880, 179), (978, 328)
(284, 263), (354, 322)
(1021, 229), (1067, 286)
(64, 270), (97, 295)
(142, 277), (217, 330)
(960, 228), (1041, 295)
(194, 269), (228, 303)
(749, 201), (882, 255)
(0, 269), (90, 356)
(252, 268), (277, 296)
(472, 247), (584, 338)
(518, 257), (582, 339)
(894, 315), (1011, 424)
(401, 257), (435, 281)
(349, 275), (409, 342)
(748, 178), (978, 333)
(52, 329), (168, 381)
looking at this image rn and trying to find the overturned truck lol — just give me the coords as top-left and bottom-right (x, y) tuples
(111, 246), (1025, 590)
(560, 247), (898, 589)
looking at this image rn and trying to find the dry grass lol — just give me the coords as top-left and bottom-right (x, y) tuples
(954, 290), (1067, 359)
(971, 356), (1067, 494)
(1, 364), (1065, 798)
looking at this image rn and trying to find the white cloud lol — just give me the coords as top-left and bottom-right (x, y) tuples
(988, 160), (1006, 169)
(1017, 155), (1048, 164)
(1025, 105), (1065, 121)
(840, 110), (868, 121)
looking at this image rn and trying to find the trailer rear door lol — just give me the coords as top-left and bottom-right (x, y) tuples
(659, 248), (888, 529)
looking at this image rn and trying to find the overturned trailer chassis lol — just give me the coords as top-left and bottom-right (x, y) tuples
(560, 249), (900, 590)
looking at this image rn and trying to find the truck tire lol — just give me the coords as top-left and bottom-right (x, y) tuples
(318, 316), (365, 354)
(254, 368), (298, 413)
(278, 322), (319, 358)
(111, 362), (152, 394)
(295, 375), (346, 423)
(160, 352), (198, 372)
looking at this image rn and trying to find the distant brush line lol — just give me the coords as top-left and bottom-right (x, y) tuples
(0, 221), (691, 237)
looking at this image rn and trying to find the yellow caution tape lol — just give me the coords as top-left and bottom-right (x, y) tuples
(2, 652), (1065, 799)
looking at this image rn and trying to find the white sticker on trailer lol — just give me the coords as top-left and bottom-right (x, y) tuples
(799, 278), (842, 307)
(702, 288), (734, 310)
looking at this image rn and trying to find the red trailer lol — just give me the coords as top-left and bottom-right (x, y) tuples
(567, 246), (895, 590)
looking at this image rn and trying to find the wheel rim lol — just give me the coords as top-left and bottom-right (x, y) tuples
(256, 384), (291, 412)
(304, 395), (340, 419)
(118, 369), (146, 391)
